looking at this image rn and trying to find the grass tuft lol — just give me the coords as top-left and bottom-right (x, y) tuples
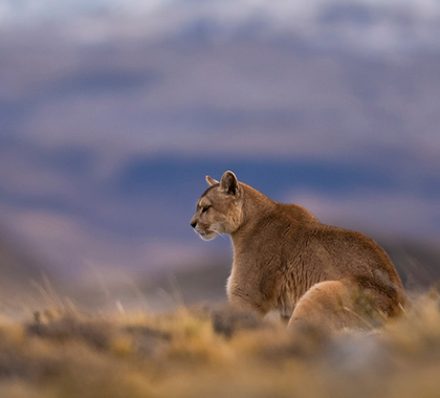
(0, 292), (439, 397)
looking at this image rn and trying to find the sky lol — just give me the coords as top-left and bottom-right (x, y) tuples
(0, 0), (439, 286)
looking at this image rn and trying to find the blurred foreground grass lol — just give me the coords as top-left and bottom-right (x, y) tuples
(0, 289), (439, 398)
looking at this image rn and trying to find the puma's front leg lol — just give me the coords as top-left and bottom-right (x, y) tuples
(227, 276), (268, 316)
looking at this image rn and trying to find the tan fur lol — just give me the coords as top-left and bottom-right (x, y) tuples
(190, 171), (406, 331)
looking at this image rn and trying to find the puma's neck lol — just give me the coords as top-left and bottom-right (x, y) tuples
(231, 183), (277, 244)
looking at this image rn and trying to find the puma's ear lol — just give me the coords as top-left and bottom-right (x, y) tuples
(220, 170), (239, 195)
(205, 175), (219, 186)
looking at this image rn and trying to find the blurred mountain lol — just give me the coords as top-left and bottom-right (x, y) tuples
(382, 240), (440, 290)
(3, 1), (440, 52)
(0, 0), (439, 280)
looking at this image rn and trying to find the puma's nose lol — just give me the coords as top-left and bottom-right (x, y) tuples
(190, 220), (197, 229)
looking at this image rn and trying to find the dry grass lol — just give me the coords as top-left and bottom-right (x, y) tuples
(0, 290), (439, 398)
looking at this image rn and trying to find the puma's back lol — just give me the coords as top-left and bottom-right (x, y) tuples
(191, 171), (405, 330)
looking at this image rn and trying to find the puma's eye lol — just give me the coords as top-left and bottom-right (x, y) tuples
(201, 205), (211, 213)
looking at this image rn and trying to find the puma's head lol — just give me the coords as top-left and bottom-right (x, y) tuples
(190, 170), (244, 241)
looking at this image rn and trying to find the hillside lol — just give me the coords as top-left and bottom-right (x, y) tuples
(152, 239), (440, 307)
(1, 230), (438, 316)
(0, 231), (64, 317)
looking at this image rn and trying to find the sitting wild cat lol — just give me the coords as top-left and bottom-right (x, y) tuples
(190, 171), (405, 331)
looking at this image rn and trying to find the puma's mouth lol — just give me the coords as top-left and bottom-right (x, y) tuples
(194, 228), (217, 241)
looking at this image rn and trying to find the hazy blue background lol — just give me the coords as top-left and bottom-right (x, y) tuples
(0, 1), (439, 308)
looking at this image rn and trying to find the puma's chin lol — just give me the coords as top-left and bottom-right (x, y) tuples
(197, 230), (217, 241)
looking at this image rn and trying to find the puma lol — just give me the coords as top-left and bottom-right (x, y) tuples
(190, 171), (405, 331)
